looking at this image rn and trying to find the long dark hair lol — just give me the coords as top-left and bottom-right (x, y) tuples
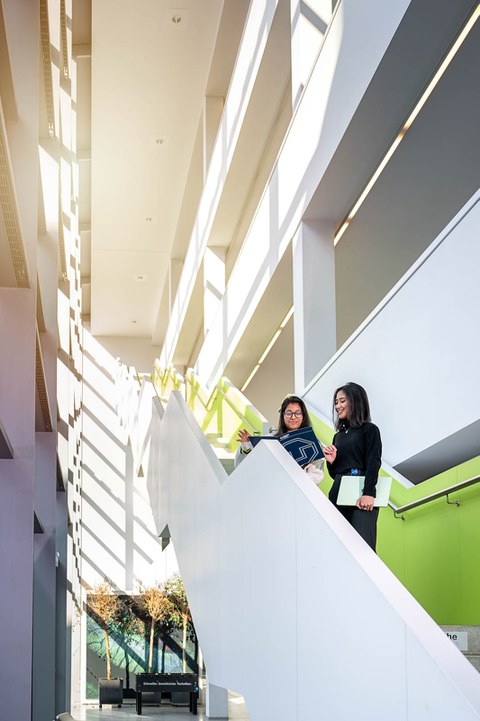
(276, 395), (312, 435)
(333, 382), (371, 430)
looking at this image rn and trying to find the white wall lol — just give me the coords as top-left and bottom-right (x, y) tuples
(79, 333), (168, 594)
(0, 8), (39, 715)
(92, 334), (161, 374)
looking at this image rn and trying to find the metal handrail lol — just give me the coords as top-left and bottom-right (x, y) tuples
(390, 474), (480, 520)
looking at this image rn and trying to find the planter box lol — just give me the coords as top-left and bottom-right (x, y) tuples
(98, 678), (123, 708)
(171, 690), (190, 706)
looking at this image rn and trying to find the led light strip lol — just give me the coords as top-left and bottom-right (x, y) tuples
(0, 111), (30, 287)
(60, 0), (69, 80)
(40, 0), (56, 138)
(334, 4), (480, 245)
(241, 306), (294, 392)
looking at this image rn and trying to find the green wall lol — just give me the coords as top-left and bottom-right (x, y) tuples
(317, 434), (480, 625)
(378, 457), (480, 624)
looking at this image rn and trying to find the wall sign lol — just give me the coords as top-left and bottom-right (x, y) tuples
(445, 631), (468, 651)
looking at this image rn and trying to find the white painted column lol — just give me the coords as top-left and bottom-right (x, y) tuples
(169, 259), (183, 313)
(206, 677), (228, 719)
(153, 259), (183, 344)
(203, 96), (224, 182)
(204, 247), (226, 335)
(290, 0), (332, 108)
(33, 432), (59, 721)
(0, 290), (36, 721)
(293, 221), (336, 391)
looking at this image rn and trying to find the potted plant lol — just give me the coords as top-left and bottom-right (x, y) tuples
(164, 575), (197, 705)
(114, 596), (142, 698)
(164, 574), (194, 673)
(137, 582), (175, 673)
(87, 580), (124, 708)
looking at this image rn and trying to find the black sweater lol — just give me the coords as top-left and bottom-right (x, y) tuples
(327, 421), (382, 498)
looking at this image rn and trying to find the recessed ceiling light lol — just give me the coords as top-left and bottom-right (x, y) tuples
(165, 8), (189, 30)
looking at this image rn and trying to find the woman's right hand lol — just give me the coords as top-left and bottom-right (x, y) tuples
(237, 428), (251, 443)
(323, 444), (337, 463)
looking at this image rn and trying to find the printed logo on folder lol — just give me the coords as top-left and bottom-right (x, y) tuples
(250, 426), (323, 466)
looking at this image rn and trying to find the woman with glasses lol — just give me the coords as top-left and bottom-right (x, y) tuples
(235, 395), (324, 484)
(322, 382), (382, 551)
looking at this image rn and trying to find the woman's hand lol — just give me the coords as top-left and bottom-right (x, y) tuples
(304, 461), (324, 485)
(323, 444), (337, 463)
(356, 495), (375, 511)
(237, 428), (251, 443)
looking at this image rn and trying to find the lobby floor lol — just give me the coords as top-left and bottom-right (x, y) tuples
(71, 692), (249, 721)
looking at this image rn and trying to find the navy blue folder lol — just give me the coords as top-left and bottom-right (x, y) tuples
(249, 426), (324, 466)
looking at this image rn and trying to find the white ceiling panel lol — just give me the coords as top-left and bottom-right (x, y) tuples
(90, 0), (225, 335)
(91, 248), (169, 336)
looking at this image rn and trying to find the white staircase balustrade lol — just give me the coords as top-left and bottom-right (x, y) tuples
(142, 390), (480, 721)
(130, 378), (161, 476)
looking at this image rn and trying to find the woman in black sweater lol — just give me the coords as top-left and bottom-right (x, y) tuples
(323, 382), (382, 551)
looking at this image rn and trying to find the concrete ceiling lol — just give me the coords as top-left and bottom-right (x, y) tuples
(77, 0), (252, 344)
(89, 0), (224, 337)
(71, 0), (295, 388)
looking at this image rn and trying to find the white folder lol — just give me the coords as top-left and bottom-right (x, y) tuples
(337, 475), (392, 507)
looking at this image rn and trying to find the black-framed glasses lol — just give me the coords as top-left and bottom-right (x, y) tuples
(284, 411), (303, 418)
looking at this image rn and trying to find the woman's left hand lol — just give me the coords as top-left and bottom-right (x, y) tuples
(237, 428), (251, 443)
(356, 495), (375, 511)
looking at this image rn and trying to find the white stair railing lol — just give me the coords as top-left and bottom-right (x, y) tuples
(141, 390), (480, 721)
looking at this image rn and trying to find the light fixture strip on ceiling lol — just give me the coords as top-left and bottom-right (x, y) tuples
(58, 197), (67, 280)
(334, 3), (480, 246)
(241, 364), (261, 393)
(241, 306), (294, 393)
(0, 114), (30, 287)
(39, 0), (56, 138)
(60, 0), (69, 79)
